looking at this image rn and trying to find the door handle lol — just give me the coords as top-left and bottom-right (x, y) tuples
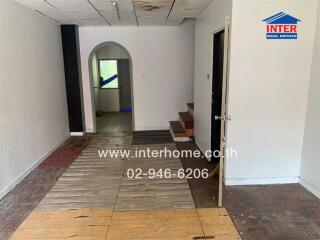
(215, 115), (231, 121)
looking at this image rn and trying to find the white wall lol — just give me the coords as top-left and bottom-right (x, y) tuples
(0, 0), (69, 198)
(300, 2), (320, 198)
(96, 45), (129, 60)
(194, 0), (233, 153)
(194, 0), (318, 185)
(98, 90), (120, 112)
(79, 20), (195, 132)
(226, 0), (317, 185)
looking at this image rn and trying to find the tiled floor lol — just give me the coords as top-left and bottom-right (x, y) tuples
(96, 112), (132, 133)
(224, 184), (320, 240)
(176, 142), (220, 208)
(132, 130), (173, 145)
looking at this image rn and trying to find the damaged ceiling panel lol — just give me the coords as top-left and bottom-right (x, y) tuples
(167, 0), (213, 26)
(12, 0), (213, 26)
(133, 0), (173, 14)
(133, 0), (174, 25)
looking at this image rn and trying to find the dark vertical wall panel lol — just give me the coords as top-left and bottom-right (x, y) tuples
(118, 59), (131, 111)
(61, 25), (84, 132)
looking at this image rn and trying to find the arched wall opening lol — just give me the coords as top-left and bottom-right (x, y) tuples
(88, 42), (134, 133)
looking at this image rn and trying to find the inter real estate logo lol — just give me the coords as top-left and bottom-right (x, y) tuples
(263, 12), (301, 39)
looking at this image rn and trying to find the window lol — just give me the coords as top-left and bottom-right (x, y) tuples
(99, 60), (118, 89)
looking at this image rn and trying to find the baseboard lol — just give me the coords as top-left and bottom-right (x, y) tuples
(225, 177), (299, 186)
(0, 134), (70, 200)
(299, 178), (320, 199)
(85, 128), (95, 133)
(71, 132), (84, 136)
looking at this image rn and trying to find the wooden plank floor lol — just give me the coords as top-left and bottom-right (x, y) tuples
(10, 208), (240, 240)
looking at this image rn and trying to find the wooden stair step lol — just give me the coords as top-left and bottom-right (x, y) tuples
(169, 128), (190, 142)
(170, 121), (186, 138)
(170, 121), (185, 133)
(179, 112), (193, 129)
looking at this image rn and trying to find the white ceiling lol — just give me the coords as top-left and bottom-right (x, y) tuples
(12, 0), (213, 26)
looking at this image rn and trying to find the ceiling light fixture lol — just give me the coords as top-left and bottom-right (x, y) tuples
(110, 0), (120, 21)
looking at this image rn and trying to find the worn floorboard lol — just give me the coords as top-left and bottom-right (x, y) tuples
(115, 144), (195, 211)
(36, 137), (129, 211)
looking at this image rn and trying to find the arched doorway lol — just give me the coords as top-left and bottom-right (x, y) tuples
(88, 42), (134, 133)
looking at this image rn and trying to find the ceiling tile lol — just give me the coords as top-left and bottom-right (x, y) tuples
(13, 0), (76, 23)
(46, 0), (100, 19)
(173, 0), (212, 10)
(89, 0), (137, 26)
(166, 0), (212, 25)
(137, 16), (167, 26)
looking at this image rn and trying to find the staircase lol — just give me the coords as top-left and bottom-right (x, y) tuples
(169, 103), (194, 142)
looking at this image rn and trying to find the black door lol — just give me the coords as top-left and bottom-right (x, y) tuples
(211, 30), (225, 163)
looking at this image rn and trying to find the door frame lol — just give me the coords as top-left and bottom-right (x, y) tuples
(212, 17), (231, 207)
(88, 42), (135, 133)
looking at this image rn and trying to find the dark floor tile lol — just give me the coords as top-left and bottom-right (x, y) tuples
(177, 141), (320, 240)
(133, 130), (173, 145)
(96, 112), (132, 133)
(176, 142), (219, 208)
(224, 185), (320, 240)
